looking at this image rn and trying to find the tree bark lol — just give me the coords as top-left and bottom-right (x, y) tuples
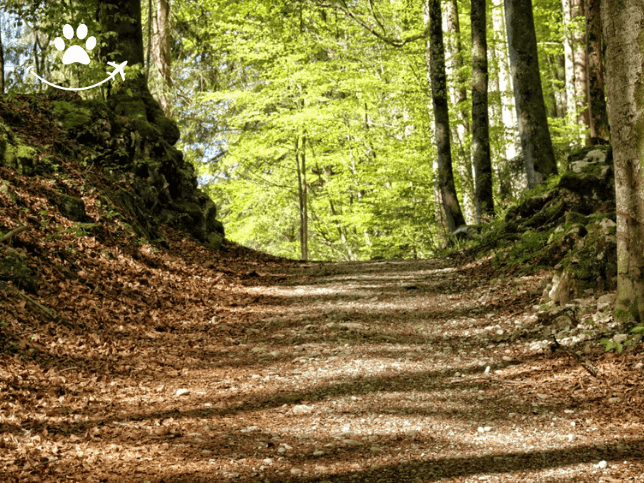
(100, 0), (145, 67)
(424, 0), (465, 233)
(491, 0), (519, 164)
(443, 0), (476, 224)
(151, 0), (173, 115)
(601, 0), (644, 322)
(504, 0), (558, 188)
(0, 26), (4, 94)
(471, 0), (494, 222)
(585, 0), (609, 144)
(295, 135), (308, 261)
(98, 0), (180, 145)
(571, 0), (590, 139)
(562, 0), (575, 117)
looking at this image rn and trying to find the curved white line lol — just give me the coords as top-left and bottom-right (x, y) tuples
(27, 66), (114, 92)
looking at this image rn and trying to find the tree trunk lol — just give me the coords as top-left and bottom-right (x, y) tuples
(555, 53), (567, 117)
(424, 0), (465, 233)
(504, 0), (558, 188)
(151, 0), (173, 115)
(562, 0), (575, 117)
(585, 0), (609, 144)
(443, 0), (476, 224)
(295, 136), (308, 261)
(0, 26), (4, 94)
(98, 0), (180, 145)
(100, 0), (145, 67)
(571, 0), (590, 140)
(601, 0), (644, 323)
(471, 0), (494, 222)
(491, 0), (519, 164)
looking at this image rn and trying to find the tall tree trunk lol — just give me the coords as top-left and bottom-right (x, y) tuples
(545, 53), (566, 118)
(555, 53), (567, 117)
(471, 0), (494, 222)
(151, 0), (173, 115)
(295, 135), (308, 261)
(443, 0), (476, 224)
(562, 0), (575, 118)
(0, 26), (4, 94)
(99, 0), (180, 145)
(504, 0), (558, 187)
(491, 0), (518, 164)
(585, 0), (609, 144)
(424, 0), (465, 233)
(601, 0), (644, 322)
(544, 55), (559, 118)
(571, 0), (590, 141)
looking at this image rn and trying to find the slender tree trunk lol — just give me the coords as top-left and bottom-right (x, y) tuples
(424, 0), (465, 233)
(146, 0), (153, 79)
(295, 136), (308, 261)
(0, 26), (4, 94)
(544, 55), (558, 118)
(545, 53), (566, 118)
(491, 0), (518, 163)
(555, 53), (567, 117)
(571, 0), (590, 140)
(504, 0), (558, 187)
(151, 0), (173, 115)
(471, 0), (494, 222)
(562, 0), (575, 118)
(328, 198), (353, 260)
(443, 0), (476, 224)
(585, 0), (609, 144)
(601, 0), (644, 322)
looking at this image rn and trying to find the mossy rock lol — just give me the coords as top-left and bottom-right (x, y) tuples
(0, 181), (21, 205)
(55, 195), (88, 222)
(566, 145), (611, 165)
(52, 100), (93, 132)
(505, 192), (555, 222)
(564, 211), (589, 227)
(0, 248), (38, 294)
(3, 143), (37, 176)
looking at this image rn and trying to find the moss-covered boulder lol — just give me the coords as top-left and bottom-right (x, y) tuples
(0, 121), (38, 176)
(49, 86), (224, 250)
(475, 146), (617, 289)
(55, 194), (88, 222)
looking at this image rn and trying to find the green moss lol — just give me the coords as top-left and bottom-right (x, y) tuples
(52, 100), (93, 132)
(4, 143), (37, 175)
(565, 212), (588, 227)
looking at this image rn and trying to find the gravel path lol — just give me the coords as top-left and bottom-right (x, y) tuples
(2, 249), (643, 482)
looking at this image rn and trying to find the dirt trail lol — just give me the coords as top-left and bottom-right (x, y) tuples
(2, 246), (643, 482)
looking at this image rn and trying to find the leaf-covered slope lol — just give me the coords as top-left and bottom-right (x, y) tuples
(0, 92), (285, 358)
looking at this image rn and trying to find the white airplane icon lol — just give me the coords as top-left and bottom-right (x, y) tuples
(107, 61), (128, 81)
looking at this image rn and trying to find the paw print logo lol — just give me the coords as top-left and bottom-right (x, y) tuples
(54, 24), (97, 65)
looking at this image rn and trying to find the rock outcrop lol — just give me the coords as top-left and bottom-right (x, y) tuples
(476, 145), (616, 302)
(48, 93), (224, 249)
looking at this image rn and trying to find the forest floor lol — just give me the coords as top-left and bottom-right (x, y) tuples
(1, 230), (644, 482)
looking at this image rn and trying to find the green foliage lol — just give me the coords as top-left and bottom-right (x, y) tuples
(2, 0), (594, 260)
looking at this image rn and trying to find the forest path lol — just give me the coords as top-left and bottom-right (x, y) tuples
(227, 257), (642, 483)
(3, 247), (644, 482)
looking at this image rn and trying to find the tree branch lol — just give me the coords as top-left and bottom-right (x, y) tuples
(0, 225), (28, 244)
(306, 0), (428, 47)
